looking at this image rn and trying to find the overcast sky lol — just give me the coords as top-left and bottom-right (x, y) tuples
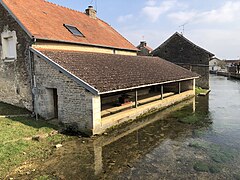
(48, 0), (240, 59)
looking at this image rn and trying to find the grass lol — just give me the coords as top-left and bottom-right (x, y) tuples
(0, 102), (30, 115)
(0, 116), (72, 178)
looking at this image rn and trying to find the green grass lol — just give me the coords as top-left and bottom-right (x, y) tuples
(0, 102), (30, 115)
(0, 116), (72, 178)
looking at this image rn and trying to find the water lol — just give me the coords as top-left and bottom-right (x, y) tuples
(13, 75), (240, 179)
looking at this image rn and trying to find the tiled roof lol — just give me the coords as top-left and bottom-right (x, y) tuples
(34, 49), (199, 94)
(224, 60), (240, 63)
(1, 0), (137, 51)
(137, 45), (153, 52)
(145, 46), (153, 52)
(152, 32), (214, 57)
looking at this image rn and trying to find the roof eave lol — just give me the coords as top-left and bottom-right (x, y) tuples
(99, 76), (199, 95)
(34, 37), (139, 52)
(0, 0), (33, 39)
(30, 47), (100, 95)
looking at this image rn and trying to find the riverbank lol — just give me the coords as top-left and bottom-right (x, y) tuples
(216, 71), (240, 80)
(0, 103), (74, 178)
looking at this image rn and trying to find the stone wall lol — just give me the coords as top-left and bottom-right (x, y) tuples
(34, 55), (101, 135)
(191, 65), (209, 89)
(0, 4), (33, 110)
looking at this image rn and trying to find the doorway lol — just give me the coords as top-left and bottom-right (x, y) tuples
(46, 88), (58, 119)
(53, 88), (58, 118)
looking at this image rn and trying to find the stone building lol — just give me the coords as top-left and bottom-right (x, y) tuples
(152, 32), (214, 89)
(0, 0), (198, 135)
(136, 41), (153, 56)
(209, 57), (226, 73)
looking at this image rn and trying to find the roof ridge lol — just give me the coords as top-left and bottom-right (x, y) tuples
(43, 0), (88, 17)
(152, 31), (214, 56)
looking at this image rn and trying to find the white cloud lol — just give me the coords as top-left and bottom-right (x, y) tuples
(142, 0), (177, 22)
(200, 1), (240, 23)
(168, 1), (240, 24)
(168, 11), (197, 24)
(117, 14), (133, 23)
(146, 0), (157, 6)
(188, 28), (240, 59)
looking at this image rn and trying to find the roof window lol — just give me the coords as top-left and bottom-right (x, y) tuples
(64, 24), (84, 37)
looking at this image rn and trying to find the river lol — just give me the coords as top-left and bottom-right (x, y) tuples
(15, 75), (240, 179)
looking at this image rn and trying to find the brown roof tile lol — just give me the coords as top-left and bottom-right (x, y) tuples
(2, 0), (137, 51)
(35, 49), (198, 93)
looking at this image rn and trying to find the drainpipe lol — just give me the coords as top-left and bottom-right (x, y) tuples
(28, 50), (35, 114)
(28, 48), (38, 120)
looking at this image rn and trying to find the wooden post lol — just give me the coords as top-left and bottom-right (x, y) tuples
(135, 89), (138, 108)
(161, 85), (164, 100)
(193, 79), (195, 93)
(178, 82), (181, 94)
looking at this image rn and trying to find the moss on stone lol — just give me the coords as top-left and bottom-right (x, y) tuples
(193, 161), (209, 172)
(189, 141), (209, 150)
(195, 87), (208, 95)
(193, 161), (222, 174)
(209, 165), (221, 173)
(233, 173), (240, 180)
(179, 115), (199, 124)
(210, 151), (234, 163)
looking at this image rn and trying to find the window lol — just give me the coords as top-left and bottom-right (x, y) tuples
(64, 24), (84, 37)
(1, 30), (17, 61)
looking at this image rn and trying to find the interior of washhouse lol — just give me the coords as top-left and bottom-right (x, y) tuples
(101, 80), (194, 118)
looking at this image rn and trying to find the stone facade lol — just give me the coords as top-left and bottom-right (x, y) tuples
(152, 33), (214, 89)
(33, 55), (101, 135)
(0, 3), (33, 110)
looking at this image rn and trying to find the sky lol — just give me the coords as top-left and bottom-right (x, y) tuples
(48, 0), (240, 59)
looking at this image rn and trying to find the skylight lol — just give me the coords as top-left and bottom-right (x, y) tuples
(64, 24), (84, 37)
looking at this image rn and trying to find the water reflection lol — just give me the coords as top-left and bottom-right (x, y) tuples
(94, 98), (197, 176)
(14, 75), (240, 179)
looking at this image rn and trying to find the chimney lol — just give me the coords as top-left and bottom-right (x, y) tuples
(140, 41), (147, 47)
(85, 6), (97, 19)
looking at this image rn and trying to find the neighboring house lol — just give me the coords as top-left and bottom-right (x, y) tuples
(136, 41), (153, 56)
(0, 0), (198, 135)
(224, 59), (240, 73)
(224, 59), (240, 67)
(152, 32), (214, 89)
(209, 57), (226, 72)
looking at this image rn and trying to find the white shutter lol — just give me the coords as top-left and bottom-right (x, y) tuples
(7, 37), (15, 59)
